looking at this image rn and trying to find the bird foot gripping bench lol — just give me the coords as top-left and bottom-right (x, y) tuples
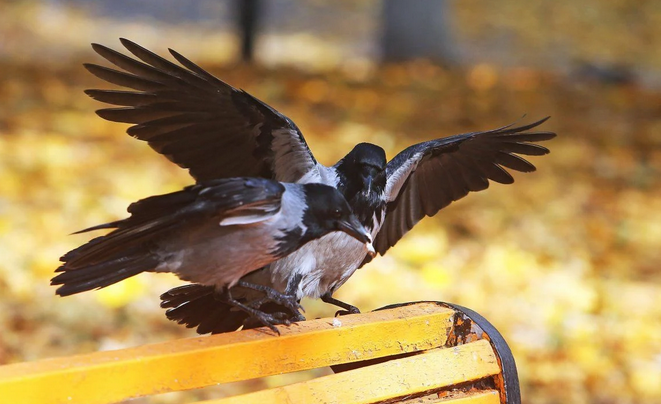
(0, 302), (520, 404)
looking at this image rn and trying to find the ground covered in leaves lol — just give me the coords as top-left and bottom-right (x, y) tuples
(2, 57), (660, 404)
(1, 3), (661, 404)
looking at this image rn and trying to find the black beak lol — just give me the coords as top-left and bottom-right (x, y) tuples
(364, 176), (373, 194)
(338, 217), (376, 257)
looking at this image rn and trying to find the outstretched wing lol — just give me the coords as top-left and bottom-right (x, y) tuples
(84, 38), (319, 183)
(373, 118), (556, 255)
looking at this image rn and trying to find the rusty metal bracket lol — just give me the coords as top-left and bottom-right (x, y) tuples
(332, 301), (520, 404)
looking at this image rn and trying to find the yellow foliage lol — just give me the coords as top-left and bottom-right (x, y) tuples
(1, 3), (661, 403)
(95, 278), (146, 309)
(391, 233), (448, 266)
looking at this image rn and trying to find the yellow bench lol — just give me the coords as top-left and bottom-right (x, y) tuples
(0, 302), (519, 404)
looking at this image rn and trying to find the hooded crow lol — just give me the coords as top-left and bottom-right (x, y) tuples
(52, 177), (374, 331)
(84, 39), (556, 333)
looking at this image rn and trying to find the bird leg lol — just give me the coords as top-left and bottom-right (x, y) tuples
(321, 292), (361, 317)
(236, 278), (305, 321)
(282, 273), (306, 322)
(214, 287), (290, 334)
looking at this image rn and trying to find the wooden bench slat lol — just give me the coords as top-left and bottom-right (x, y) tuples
(397, 390), (501, 404)
(196, 339), (499, 404)
(0, 303), (454, 404)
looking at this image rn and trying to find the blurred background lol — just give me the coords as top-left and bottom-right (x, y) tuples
(1, 1), (660, 403)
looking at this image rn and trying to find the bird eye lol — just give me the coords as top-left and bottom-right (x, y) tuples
(333, 209), (342, 218)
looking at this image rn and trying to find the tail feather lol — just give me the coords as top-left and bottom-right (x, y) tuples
(54, 215), (168, 296)
(160, 284), (292, 334)
(161, 285), (247, 333)
(160, 284), (215, 308)
(63, 220), (177, 269)
(58, 235), (107, 266)
(52, 250), (157, 296)
(71, 220), (125, 234)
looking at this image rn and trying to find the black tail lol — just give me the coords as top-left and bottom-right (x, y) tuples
(52, 187), (189, 296)
(52, 242), (158, 296)
(160, 284), (293, 334)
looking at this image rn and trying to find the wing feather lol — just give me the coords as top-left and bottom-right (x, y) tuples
(85, 39), (319, 183)
(374, 118), (556, 255)
(84, 63), (165, 91)
(57, 178), (284, 280)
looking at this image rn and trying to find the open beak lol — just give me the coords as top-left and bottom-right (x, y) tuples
(338, 217), (376, 258)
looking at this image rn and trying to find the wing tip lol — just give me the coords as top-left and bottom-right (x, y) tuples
(82, 62), (105, 75)
(535, 115), (551, 126)
(119, 37), (134, 47)
(511, 115), (552, 133)
(90, 42), (112, 55)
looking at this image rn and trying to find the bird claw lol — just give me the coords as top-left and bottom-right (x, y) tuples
(236, 280), (304, 315)
(320, 293), (361, 317)
(245, 293), (304, 317)
(243, 310), (306, 334)
(335, 306), (360, 317)
(263, 289), (305, 315)
(290, 312), (306, 322)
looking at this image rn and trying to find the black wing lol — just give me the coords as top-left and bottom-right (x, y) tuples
(373, 118), (556, 255)
(84, 38), (318, 183)
(61, 178), (285, 269)
(53, 178), (284, 296)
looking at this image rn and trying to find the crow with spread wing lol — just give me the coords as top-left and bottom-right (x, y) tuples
(83, 39), (556, 333)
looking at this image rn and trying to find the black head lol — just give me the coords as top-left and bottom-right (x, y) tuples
(301, 184), (374, 251)
(335, 143), (387, 201)
(348, 143), (387, 170)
